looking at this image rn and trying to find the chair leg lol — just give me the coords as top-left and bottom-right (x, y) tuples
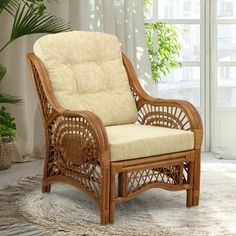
(100, 210), (109, 225)
(186, 161), (194, 207)
(109, 199), (116, 224)
(100, 164), (110, 225)
(41, 150), (51, 193)
(109, 170), (116, 224)
(42, 183), (51, 193)
(192, 149), (201, 206)
(186, 189), (193, 207)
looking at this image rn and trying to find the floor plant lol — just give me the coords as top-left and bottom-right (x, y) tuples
(143, 0), (183, 83)
(0, 0), (70, 163)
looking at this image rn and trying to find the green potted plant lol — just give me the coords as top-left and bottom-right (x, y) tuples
(0, 106), (16, 142)
(0, 107), (16, 169)
(0, 0), (71, 169)
(145, 22), (183, 82)
(143, 0), (183, 82)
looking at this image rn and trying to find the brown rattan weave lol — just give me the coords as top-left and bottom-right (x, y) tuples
(27, 52), (203, 224)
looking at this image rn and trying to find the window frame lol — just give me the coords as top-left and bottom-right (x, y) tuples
(211, 0), (236, 154)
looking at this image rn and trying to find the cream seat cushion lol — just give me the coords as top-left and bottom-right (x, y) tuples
(106, 124), (194, 162)
(33, 31), (138, 126)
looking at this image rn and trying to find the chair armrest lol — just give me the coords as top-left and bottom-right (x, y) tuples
(138, 95), (203, 149)
(138, 95), (203, 130)
(46, 109), (110, 165)
(121, 53), (203, 149)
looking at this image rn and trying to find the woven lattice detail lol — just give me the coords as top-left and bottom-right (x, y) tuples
(127, 164), (182, 194)
(183, 162), (189, 184)
(46, 115), (101, 199)
(129, 84), (140, 102)
(137, 104), (191, 130)
(31, 62), (54, 120)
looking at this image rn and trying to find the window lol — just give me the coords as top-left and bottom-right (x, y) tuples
(145, 0), (236, 155)
(158, 0), (200, 19)
(215, 1), (236, 107)
(184, 0), (191, 11)
(145, 0), (202, 108)
(218, 0), (233, 17)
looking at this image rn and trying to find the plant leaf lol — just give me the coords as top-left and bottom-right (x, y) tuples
(0, 64), (7, 81)
(0, 0), (48, 15)
(10, 3), (71, 41)
(145, 21), (183, 82)
(0, 0), (18, 15)
(0, 94), (22, 104)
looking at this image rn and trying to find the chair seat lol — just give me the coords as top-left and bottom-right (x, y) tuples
(106, 124), (194, 162)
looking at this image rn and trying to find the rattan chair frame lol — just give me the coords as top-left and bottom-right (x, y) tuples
(27, 52), (203, 225)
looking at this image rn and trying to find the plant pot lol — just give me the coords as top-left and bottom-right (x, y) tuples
(0, 141), (14, 170)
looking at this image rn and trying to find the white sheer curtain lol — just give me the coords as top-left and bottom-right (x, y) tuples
(50, 0), (154, 93)
(0, 0), (153, 161)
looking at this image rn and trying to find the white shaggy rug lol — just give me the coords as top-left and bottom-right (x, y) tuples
(0, 162), (236, 235)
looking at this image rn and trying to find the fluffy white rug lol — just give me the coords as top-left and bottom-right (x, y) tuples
(145, 163), (236, 235)
(0, 162), (236, 235)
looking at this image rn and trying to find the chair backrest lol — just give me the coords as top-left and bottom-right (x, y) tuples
(33, 31), (138, 126)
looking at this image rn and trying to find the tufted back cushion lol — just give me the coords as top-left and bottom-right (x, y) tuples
(33, 31), (138, 126)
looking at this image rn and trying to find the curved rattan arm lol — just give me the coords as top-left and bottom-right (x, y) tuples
(51, 110), (110, 154)
(122, 53), (203, 149)
(138, 97), (203, 149)
(138, 96), (203, 130)
(27, 53), (111, 213)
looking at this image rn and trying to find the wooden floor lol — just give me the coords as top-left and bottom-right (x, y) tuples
(0, 152), (236, 189)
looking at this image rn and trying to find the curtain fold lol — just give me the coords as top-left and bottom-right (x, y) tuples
(0, 0), (153, 160)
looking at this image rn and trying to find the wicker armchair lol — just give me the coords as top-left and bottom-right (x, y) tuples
(27, 31), (203, 225)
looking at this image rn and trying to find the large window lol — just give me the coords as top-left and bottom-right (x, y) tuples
(145, 0), (202, 108)
(145, 0), (236, 156)
(213, 0), (236, 156)
(216, 1), (236, 107)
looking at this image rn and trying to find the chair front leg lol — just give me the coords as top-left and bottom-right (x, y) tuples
(109, 167), (117, 224)
(186, 160), (194, 207)
(193, 149), (201, 205)
(100, 159), (111, 225)
(41, 136), (52, 193)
